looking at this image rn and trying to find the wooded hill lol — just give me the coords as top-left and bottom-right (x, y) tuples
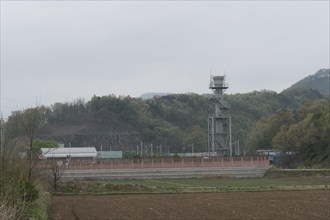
(290, 68), (330, 96)
(3, 69), (329, 167)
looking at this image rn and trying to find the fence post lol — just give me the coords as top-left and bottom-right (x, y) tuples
(257, 156), (259, 166)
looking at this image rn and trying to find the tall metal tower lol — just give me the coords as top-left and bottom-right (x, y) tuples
(208, 75), (232, 156)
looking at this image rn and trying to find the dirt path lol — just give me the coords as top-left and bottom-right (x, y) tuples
(49, 190), (330, 220)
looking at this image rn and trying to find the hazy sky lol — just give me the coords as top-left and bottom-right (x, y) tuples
(1, 1), (329, 118)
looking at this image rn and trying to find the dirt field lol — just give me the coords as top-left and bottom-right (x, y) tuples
(49, 190), (329, 220)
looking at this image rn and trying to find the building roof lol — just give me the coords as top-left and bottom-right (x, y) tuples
(41, 147), (97, 158)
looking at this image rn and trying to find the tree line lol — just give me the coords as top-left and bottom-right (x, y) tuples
(246, 100), (329, 167)
(4, 86), (327, 160)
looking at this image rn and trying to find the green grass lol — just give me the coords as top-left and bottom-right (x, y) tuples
(54, 168), (330, 195)
(26, 191), (52, 220)
(144, 177), (329, 188)
(55, 175), (330, 195)
(264, 168), (330, 177)
(88, 177), (329, 188)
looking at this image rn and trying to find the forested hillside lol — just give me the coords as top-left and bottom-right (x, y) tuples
(3, 69), (329, 167)
(246, 100), (329, 167)
(290, 68), (330, 95)
(4, 87), (325, 152)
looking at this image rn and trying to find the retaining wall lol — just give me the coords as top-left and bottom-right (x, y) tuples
(62, 166), (270, 179)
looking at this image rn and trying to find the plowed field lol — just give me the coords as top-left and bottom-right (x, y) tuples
(49, 190), (330, 220)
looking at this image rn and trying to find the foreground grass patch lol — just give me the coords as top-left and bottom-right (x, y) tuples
(26, 191), (52, 220)
(55, 175), (330, 195)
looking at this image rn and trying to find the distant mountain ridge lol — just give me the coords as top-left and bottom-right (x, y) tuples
(290, 69), (330, 95)
(139, 93), (170, 99)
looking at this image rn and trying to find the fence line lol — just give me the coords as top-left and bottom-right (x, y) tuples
(38, 156), (269, 170)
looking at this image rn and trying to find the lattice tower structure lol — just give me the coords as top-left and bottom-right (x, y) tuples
(208, 75), (232, 156)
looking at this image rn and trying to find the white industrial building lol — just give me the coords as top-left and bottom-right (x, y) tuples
(97, 151), (123, 159)
(41, 147), (97, 159)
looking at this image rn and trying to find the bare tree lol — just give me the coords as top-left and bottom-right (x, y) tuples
(0, 192), (25, 220)
(0, 179), (28, 220)
(0, 116), (5, 183)
(0, 116), (22, 185)
(0, 116), (29, 220)
(20, 108), (40, 182)
(49, 159), (65, 192)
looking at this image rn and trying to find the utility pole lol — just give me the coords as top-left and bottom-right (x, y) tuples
(237, 140), (240, 156)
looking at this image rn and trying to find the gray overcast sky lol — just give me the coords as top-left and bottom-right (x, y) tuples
(1, 1), (329, 118)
